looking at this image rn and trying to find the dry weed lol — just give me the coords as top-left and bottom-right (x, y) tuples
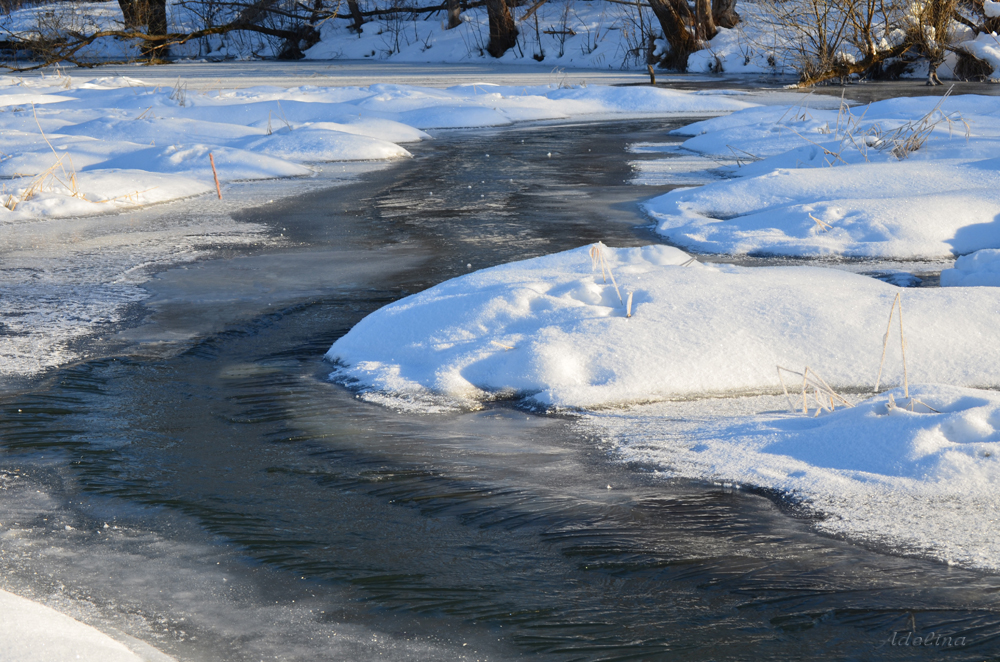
(588, 242), (624, 306)
(777, 365), (854, 416)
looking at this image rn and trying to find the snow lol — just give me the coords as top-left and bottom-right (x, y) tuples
(0, 75), (753, 221)
(0, 588), (171, 662)
(6, 0), (1000, 83)
(326, 244), (1000, 409)
(581, 383), (1000, 572)
(643, 94), (1000, 258)
(941, 248), (1000, 286)
(328, 242), (1000, 570)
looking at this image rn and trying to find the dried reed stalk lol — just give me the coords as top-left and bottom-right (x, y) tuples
(210, 153), (222, 200)
(809, 213), (832, 232)
(874, 292), (908, 397)
(777, 365), (853, 415)
(588, 242), (623, 305)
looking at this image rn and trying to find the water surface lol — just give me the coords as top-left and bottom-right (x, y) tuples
(1, 118), (997, 661)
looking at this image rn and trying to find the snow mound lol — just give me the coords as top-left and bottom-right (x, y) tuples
(0, 75), (753, 221)
(584, 383), (1000, 571)
(645, 95), (1000, 258)
(941, 248), (1000, 286)
(0, 588), (173, 662)
(326, 244), (1000, 409)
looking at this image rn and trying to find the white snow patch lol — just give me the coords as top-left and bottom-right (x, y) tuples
(581, 383), (1000, 572)
(0, 588), (169, 662)
(644, 94), (1000, 258)
(326, 244), (1000, 409)
(941, 248), (1000, 286)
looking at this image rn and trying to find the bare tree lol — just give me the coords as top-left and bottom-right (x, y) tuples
(485, 0), (518, 56)
(446, 0), (462, 27)
(647, 0), (739, 70)
(907, 0), (961, 83)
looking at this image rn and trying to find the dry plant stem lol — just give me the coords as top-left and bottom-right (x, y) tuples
(874, 292), (909, 394)
(777, 366), (797, 412)
(809, 213), (832, 231)
(588, 242), (624, 305)
(898, 294), (908, 398)
(210, 153), (222, 199)
(777, 365), (853, 415)
(31, 103), (82, 198)
(626, 291), (633, 318)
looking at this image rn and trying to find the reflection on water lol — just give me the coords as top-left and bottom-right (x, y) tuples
(1, 119), (997, 661)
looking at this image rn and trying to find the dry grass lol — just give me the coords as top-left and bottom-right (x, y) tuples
(782, 87), (967, 167)
(808, 212), (832, 232)
(169, 77), (188, 107)
(777, 291), (945, 417)
(3, 104), (85, 211)
(777, 365), (854, 416)
(874, 87), (969, 160)
(589, 242), (624, 306)
(873, 292), (939, 413)
(874, 292), (907, 396)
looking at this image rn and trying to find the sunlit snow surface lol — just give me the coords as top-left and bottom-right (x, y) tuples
(0, 587), (169, 662)
(327, 245), (1000, 408)
(0, 75), (755, 383)
(644, 95), (1000, 258)
(580, 384), (1000, 572)
(328, 242), (1000, 571)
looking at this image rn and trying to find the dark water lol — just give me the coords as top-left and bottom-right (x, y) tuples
(2, 119), (1000, 661)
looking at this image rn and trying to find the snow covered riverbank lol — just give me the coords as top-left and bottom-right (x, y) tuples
(327, 238), (1000, 570)
(0, 74), (753, 220)
(0, 73), (760, 384)
(0, 589), (173, 662)
(645, 93), (1000, 259)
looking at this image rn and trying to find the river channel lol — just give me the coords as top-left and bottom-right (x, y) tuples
(2, 114), (1000, 661)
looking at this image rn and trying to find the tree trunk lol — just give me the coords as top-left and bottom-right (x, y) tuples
(347, 0), (365, 32)
(648, 0), (699, 70)
(147, 0), (167, 36)
(695, 0), (716, 41)
(446, 0), (462, 28)
(712, 0), (739, 29)
(485, 0), (518, 57)
(117, 0), (142, 29)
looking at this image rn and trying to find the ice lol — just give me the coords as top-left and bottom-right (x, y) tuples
(581, 384), (1000, 572)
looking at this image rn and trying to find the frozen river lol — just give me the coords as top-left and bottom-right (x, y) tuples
(2, 67), (1000, 660)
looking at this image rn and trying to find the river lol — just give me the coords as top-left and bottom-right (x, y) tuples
(2, 105), (999, 661)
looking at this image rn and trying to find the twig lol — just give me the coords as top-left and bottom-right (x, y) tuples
(809, 213), (832, 232)
(209, 153), (222, 200)
(588, 242), (624, 305)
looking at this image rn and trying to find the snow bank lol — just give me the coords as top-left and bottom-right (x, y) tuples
(0, 75), (753, 221)
(941, 248), (1000, 286)
(326, 244), (1000, 409)
(0, 588), (170, 662)
(583, 383), (1000, 571)
(644, 94), (1000, 258)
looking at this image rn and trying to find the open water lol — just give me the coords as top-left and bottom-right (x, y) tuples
(2, 116), (999, 661)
